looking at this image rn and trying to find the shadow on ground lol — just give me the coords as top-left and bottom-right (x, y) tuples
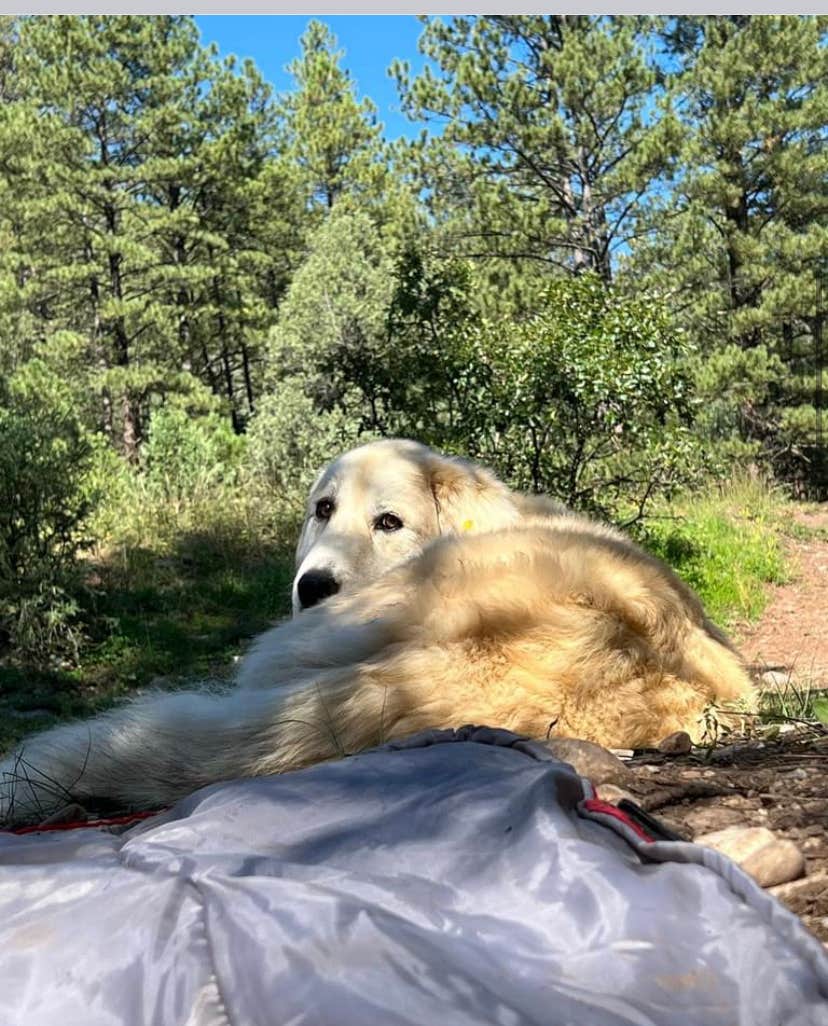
(0, 529), (295, 751)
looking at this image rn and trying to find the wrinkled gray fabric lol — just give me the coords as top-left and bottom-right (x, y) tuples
(0, 727), (826, 1026)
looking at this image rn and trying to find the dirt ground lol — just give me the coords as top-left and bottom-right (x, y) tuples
(739, 509), (828, 679)
(619, 517), (828, 943)
(618, 731), (828, 942)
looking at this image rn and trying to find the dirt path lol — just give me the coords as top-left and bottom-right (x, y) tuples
(624, 510), (828, 943)
(737, 511), (828, 687)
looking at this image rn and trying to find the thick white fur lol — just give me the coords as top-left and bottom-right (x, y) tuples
(0, 439), (752, 824)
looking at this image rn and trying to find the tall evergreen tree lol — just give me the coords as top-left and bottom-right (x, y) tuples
(394, 15), (678, 285)
(0, 16), (38, 376)
(280, 20), (386, 215)
(649, 15), (828, 348)
(0, 16), (16, 101)
(0, 16), (300, 450)
(4, 17), (211, 455)
(632, 15), (828, 464)
(149, 49), (299, 431)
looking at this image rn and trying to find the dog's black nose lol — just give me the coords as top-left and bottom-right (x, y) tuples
(297, 569), (341, 610)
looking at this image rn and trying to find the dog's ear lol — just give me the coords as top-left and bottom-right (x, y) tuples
(426, 452), (520, 535)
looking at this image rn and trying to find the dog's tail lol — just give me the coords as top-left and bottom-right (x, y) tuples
(682, 623), (756, 706)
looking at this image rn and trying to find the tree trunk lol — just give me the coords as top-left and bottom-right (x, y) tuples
(722, 165), (759, 348)
(100, 108), (140, 460)
(212, 273), (241, 433)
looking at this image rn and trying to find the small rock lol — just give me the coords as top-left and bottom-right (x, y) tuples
(695, 825), (806, 888)
(694, 825), (775, 861)
(742, 841), (807, 888)
(707, 743), (740, 763)
(684, 806), (746, 834)
(769, 871), (828, 905)
(657, 731), (692, 755)
(543, 737), (632, 786)
(595, 784), (637, 806)
(760, 669), (794, 689)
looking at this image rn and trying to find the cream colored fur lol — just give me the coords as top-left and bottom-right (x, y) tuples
(0, 439), (753, 824)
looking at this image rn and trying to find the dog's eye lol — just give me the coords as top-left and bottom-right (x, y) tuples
(315, 498), (335, 520)
(374, 512), (403, 533)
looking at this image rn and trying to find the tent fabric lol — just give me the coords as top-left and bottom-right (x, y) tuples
(0, 725), (826, 1026)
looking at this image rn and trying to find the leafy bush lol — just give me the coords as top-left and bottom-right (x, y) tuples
(374, 272), (700, 524)
(245, 382), (365, 528)
(0, 363), (97, 664)
(142, 406), (245, 509)
(267, 258), (702, 524)
(90, 406), (272, 557)
(454, 275), (701, 522)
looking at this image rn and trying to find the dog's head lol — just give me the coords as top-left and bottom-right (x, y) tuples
(291, 439), (520, 614)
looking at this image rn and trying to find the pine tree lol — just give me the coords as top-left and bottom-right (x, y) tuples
(0, 16), (301, 450)
(0, 16), (39, 376)
(280, 20), (386, 215)
(632, 16), (828, 469)
(394, 15), (679, 286)
(654, 16), (827, 348)
(4, 17), (208, 455)
(151, 49), (300, 431)
(0, 16), (16, 102)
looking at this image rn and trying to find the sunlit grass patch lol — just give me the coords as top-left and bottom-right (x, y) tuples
(640, 472), (790, 629)
(0, 487), (297, 754)
(758, 673), (828, 726)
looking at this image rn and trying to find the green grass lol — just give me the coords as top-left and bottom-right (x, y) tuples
(758, 675), (828, 726)
(84, 539), (293, 679)
(640, 473), (790, 629)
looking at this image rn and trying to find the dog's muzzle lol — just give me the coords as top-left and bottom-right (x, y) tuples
(296, 569), (341, 610)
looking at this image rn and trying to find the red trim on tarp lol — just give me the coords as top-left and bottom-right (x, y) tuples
(582, 797), (654, 843)
(4, 809), (163, 836)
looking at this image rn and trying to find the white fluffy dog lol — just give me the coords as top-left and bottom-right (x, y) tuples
(0, 440), (752, 824)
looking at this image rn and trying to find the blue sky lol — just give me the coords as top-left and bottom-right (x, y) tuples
(194, 16), (430, 141)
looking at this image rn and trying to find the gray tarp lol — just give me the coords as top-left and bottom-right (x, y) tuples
(0, 726), (826, 1026)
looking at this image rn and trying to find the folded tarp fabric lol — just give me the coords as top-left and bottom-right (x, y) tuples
(1, 725), (826, 1026)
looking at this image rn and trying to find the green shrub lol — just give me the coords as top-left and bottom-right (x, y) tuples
(245, 382), (365, 529)
(371, 272), (701, 525)
(0, 364), (97, 664)
(90, 410), (280, 558)
(268, 253), (701, 524)
(429, 274), (703, 524)
(143, 406), (245, 509)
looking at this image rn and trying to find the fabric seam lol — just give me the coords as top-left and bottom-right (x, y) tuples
(188, 877), (236, 1026)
